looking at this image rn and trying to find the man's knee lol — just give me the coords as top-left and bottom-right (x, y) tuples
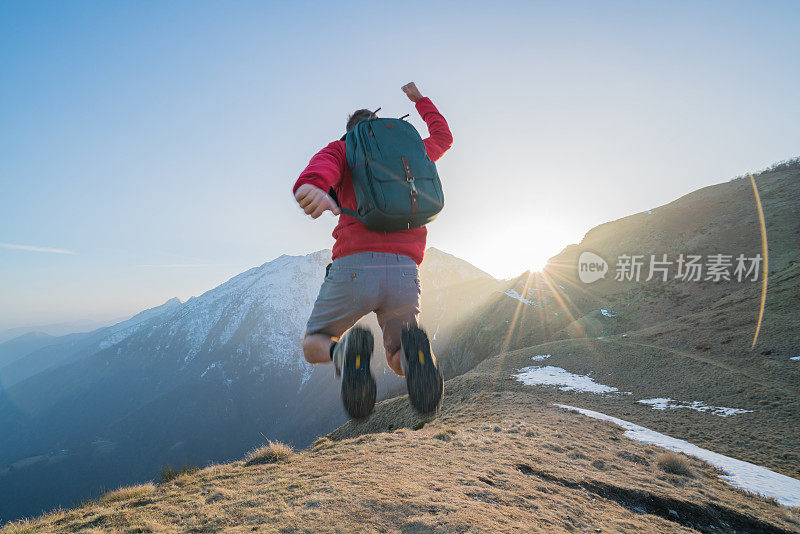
(301, 335), (316, 363)
(302, 333), (332, 364)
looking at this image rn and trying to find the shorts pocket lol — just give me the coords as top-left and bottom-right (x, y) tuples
(324, 268), (343, 283)
(325, 266), (359, 284)
(318, 268), (359, 311)
(401, 269), (421, 291)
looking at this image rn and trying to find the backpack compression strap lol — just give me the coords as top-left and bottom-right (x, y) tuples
(328, 187), (360, 220)
(338, 206), (359, 218)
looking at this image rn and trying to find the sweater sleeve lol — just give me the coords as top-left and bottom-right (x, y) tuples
(415, 97), (453, 162)
(292, 141), (346, 195)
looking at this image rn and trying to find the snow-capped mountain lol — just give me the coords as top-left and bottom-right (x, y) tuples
(83, 247), (491, 379)
(105, 250), (332, 383)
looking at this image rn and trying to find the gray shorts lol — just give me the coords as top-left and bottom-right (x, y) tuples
(305, 252), (421, 354)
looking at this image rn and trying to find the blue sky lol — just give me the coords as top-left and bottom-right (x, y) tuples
(1, 0), (799, 330)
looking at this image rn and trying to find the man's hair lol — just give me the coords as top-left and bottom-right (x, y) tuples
(346, 109), (374, 132)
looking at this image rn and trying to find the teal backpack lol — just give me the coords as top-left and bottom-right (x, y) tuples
(338, 117), (444, 232)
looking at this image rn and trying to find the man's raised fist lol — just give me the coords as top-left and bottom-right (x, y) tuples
(402, 82), (423, 103)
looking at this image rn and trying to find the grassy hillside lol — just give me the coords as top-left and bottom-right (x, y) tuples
(4, 345), (798, 533)
(436, 160), (800, 478)
(442, 160), (799, 368)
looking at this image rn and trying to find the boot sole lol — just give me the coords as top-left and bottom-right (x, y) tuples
(341, 326), (376, 420)
(402, 326), (443, 414)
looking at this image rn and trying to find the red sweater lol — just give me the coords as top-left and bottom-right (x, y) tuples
(293, 97), (453, 265)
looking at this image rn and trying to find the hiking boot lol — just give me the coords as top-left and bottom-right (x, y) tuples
(401, 325), (443, 414)
(333, 326), (376, 419)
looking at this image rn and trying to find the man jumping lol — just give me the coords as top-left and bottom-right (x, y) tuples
(292, 82), (453, 419)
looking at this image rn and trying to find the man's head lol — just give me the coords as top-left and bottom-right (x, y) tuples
(346, 109), (376, 132)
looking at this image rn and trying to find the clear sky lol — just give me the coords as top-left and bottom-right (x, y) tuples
(1, 0), (799, 331)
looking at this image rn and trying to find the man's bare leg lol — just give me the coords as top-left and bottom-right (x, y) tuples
(386, 349), (405, 377)
(302, 333), (334, 364)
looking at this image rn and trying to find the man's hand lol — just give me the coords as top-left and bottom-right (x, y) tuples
(294, 184), (341, 219)
(402, 82), (424, 103)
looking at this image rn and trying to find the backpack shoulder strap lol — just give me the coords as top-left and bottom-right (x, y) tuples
(327, 146), (361, 221)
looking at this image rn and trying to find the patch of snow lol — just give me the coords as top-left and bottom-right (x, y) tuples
(200, 362), (218, 378)
(600, 309), (616, 317)
(505, 289), (535, 306)
(297, 366), (313, 393)
(555, 404), (800, 507)
(97, 326), (142, 350)
(300, 366), (312, 386)
(514, 366), (619, 394)
(638, 398), (753, 417)
(531, 354), (551, 361)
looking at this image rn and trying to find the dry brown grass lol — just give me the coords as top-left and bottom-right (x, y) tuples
(244, 440), (294, 466)
(99, 483), (155, 504)
(783, 506), (800, 526)
(433, 426), (457, 441)
(312, 436), (334, 450)
(3, 394), (794, 533)
(4, 341), (797, 533)
(159, 462), (198, 484)
(656, 452), (695, 477)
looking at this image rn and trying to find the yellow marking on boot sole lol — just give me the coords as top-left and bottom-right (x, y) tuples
(418, 350), (425, 365)
(356, 354), (361, 368)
